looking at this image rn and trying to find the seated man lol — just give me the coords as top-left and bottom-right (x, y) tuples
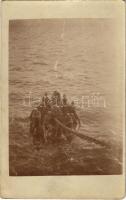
(29, 107), (42, 144)
(69, 101), (81, 130)
(51, 90), (61, 106)
(41, 92), (50, 107)
(62, 94), (68, 105)
(42, 110), (56, 143)
(62, 101), (81, 130)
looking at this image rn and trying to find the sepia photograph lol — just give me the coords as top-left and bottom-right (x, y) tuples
(9, 18), (123, 176)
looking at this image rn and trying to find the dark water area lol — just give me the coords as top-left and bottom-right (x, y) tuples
(9, 19), (123, 175)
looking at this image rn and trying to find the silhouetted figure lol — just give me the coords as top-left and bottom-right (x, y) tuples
(43, 110), (57, 143)
(62, 101), (80, 130)
(51, 90), (61, 106)
(62, 94), (68, 105)
(42, 92), (50, 107)
(70, 101), (81, 129)
(29, 107), (42, 144)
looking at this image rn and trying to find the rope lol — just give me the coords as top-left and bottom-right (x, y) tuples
(55, 118), (109, 148)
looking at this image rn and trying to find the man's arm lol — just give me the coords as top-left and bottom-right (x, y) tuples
(73, 110), (81, 126)
(29, 110), (33, 120)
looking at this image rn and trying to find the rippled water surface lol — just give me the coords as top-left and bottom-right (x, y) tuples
(9, 19), (123, 175)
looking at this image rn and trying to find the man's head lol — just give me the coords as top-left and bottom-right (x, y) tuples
(45, 92), (48, 96)
(71, 101), (75, 107)
(63, 94), (66, 98)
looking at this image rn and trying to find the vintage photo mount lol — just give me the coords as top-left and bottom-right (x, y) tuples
(1, 0), (125, 198)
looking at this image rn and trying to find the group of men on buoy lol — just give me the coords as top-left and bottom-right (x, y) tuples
(29, 91), (81, 145)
